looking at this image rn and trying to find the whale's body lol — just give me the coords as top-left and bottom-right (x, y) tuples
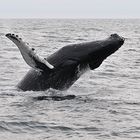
(6, 33), (124, 91)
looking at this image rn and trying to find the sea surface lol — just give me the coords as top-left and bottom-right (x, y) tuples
(0, 19), (140, 140)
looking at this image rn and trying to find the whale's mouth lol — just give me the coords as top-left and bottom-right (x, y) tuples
(89, 33), (125, 70)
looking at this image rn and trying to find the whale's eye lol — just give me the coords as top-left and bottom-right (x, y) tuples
(32, 48), (35, 51)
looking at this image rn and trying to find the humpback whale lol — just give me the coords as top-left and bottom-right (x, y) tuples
(6, 33), (124, 91)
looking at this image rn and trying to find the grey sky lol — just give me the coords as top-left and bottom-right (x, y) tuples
(0, 0), (139, 18)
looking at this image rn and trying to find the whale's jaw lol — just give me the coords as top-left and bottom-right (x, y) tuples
(89, 34), (124, 70)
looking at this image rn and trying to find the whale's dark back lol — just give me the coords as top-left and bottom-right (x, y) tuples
(17, 42), (96, 91)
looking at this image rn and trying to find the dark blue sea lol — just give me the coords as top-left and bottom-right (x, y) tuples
(0, 19), (140, 140)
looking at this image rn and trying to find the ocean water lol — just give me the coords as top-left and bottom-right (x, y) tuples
(0, 19), (140, 140)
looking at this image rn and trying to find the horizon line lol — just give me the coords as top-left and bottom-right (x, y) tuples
(0, 17), (140, 19)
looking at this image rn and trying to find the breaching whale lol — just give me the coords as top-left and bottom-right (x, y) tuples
(6, 33), (124, 91)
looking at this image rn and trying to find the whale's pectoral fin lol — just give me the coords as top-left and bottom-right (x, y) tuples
(5, 33), (54, 71)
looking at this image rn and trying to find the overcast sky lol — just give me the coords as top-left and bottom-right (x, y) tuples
(0, 0), (139, 18)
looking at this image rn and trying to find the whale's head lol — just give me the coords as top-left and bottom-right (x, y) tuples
(88, 33), (125, 69)
(51, 33), (125, 71)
